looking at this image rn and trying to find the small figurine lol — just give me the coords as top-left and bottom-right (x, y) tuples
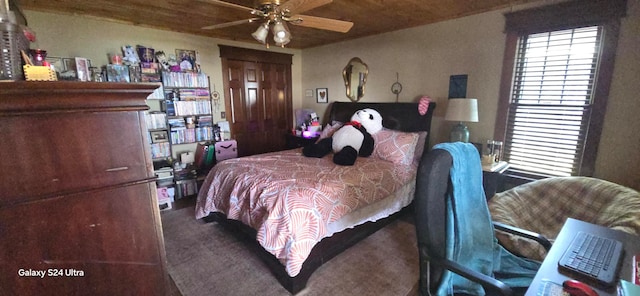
(121, 45), (140, 65)
(155, 51), (171, 71)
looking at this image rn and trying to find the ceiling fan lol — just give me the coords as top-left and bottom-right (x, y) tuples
(199, 0), (354, 47)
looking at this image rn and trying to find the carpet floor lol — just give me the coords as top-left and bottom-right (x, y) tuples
(161, 205), (420, 296)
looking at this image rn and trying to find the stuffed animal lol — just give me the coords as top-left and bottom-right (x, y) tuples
(303, 108), (383, 165)
(121, 45), (140, 65)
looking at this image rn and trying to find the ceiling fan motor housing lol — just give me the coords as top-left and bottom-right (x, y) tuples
(259, 0), (282, 5)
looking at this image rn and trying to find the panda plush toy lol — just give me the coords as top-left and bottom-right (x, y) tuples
(303, 108), (383, 165)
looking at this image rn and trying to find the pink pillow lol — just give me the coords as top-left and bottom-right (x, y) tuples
(372, 129), (421, 165)
(413, 131), (428, 165)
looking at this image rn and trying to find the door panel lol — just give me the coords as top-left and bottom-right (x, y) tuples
(225, 60), (245, 127)
(261, 63), (290, 153)
(222, 56), (292, 157)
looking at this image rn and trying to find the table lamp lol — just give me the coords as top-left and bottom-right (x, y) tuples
(445, 98), (478, 142)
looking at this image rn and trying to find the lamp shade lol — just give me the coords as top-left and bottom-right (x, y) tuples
(251, 22), (269, 44)
(445, 98), (479, 122)
(272, 20), (291, 47)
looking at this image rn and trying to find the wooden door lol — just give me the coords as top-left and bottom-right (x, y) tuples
(261, 62), (292, 154)
(220, 46), (292, 157)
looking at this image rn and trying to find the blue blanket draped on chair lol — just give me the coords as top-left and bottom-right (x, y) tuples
(433, 142), (540, 295)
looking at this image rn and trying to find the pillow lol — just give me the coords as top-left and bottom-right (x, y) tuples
(372, 129), (421, 165)
(413, 131), (428, 165)
(316, 121), (343, 142)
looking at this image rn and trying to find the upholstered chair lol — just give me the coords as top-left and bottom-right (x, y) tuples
(489, 176), (640, 261)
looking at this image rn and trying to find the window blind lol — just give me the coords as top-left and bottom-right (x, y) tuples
(504, 26), (602, 177)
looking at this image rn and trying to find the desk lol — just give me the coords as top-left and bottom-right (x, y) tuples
(525, 218), (640, 295)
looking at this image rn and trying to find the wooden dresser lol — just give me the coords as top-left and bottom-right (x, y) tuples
(0, 82), (168, 295)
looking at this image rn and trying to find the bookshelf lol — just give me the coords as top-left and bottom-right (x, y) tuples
(163, 72), (214, 148)
(143, 71), (216, 205)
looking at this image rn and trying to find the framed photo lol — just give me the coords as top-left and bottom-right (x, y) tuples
(150, 131), (169, 143)
(45, 57), (63, 73)
(129, 65), (141, 83)
(59, 58), (77, 80)
(175, 49), (197, 72)
(316, 88), (328, 103)
(62, 58), (75, 72)
(448, 74), (468, 99)
(105, 64), (130, 82)
(75, 57), (90, 81)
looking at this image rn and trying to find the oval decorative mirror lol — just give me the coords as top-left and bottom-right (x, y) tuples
(342, 57), (369, 102)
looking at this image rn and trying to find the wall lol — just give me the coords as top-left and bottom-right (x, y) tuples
(23, 3), (640, 190)
(24, 10), (303, 115)
(24, 10), (302, 158)
(595, 0), (640, 190)
(300, 10), (506, 146)
(300, 2), (640, 190)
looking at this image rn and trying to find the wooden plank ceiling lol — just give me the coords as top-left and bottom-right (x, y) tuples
(19, 0), (544, 49)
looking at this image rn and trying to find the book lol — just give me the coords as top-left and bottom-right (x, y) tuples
(205, 144), (215, 168)
(194, 143), (208, 169)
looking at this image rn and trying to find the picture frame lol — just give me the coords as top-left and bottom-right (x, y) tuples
(105, 64), (130, 82)
(62, 58), (75, 73)
(150, 131), (169, 143)
(175, 49), (198, 72)
(75, 57), (90, 81)
(129, 65), (141, 83)
(448, 74), (468, 99)
(59, 58), (77, 80)
(45, 56), (63, 73)
(316, 88), (328, 103)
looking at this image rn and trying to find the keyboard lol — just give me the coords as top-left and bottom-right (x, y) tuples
(558, 231), (624, 286)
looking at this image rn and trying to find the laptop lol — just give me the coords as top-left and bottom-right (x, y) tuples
(557, 231), (624, 287)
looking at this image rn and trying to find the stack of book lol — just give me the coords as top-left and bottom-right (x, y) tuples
(179, 89), (210, 100)
(150, 142), (171, 159)
(168, 117), (214, 144)
(141, 63), (162, 82)
(145, 112), (167, 129)
(162, 72), (209, 88)
(173, 100), (212, 116)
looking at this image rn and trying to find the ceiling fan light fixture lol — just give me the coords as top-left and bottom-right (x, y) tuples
(274, 35), (291, 47)
(252, 22), (270, 44)
(203, 0), (354, 48)
(272, 20), (291, 47)
(272, 20), (290, 38)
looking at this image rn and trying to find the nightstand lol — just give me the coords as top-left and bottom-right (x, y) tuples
(285, 133), (319, 149)
(482, 161), (509, 199)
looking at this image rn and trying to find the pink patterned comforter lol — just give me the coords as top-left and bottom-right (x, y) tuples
(195, 148), (416, 277)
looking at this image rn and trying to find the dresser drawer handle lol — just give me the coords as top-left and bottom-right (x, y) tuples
(105, 166), (129, 172)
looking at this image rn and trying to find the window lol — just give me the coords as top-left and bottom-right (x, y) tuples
(506, 26), (601, 177)
(495, 0), (626, 180)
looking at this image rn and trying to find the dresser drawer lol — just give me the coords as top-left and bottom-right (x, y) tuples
(1, 111), (152, 204)
(0, 182), (165, 295)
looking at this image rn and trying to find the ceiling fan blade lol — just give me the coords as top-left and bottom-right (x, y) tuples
(201, 18), (260, 30)
(291, 14), (353, 33)
(197, 0), (255, 12)
(281, 0), (333, 14)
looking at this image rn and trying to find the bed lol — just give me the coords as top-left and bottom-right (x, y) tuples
(195, 101), (436, 293)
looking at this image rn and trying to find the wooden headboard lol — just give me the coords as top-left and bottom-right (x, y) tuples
(328, 102), (436, 132)
(327, 101), (437, 147)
